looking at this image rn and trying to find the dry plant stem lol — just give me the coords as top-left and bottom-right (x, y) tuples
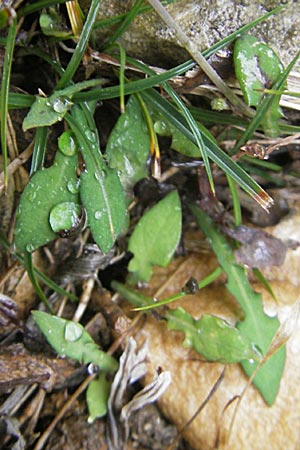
(168, 368), (226, 450)
(147, 0), (254, 118)
(153, 257), (193, 299)
(21, 388), (46, 435)
(9, 384), (38, 416)
(265, 132), (300, 156)
(73, 277), (95, 322)
(33, 373), (97, 450)
(0, 142), (34, 194)
(0, 260), (19, 289)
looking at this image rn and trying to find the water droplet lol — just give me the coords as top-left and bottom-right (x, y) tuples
(28, 191), (37, 202)
(85, 130), (96, 142)
(65, 322), (83, 342)
(249, 358), (255, 364)
(49, 202), (81, 233)
(52, 96), (72, 114)
(46, 101), (51, 107)
(94, 210), (102, 220)
(67, 179), (80, 194)
(58, 130), (78, 156)
(26, 243), (35, 253)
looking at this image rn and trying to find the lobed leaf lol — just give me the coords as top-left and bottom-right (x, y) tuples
(191, 205), (286, 405)
(167, 308), (262, 363)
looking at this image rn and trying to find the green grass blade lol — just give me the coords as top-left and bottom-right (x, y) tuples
(143, 88), (272, 209)
(72, 59), (198, 102)
(18, 0), (68, 17)
(8, 93), (35, 109)
(23, 251), (54, 313)
(30, 127), (48, 175)
(92, 1), (177, 30)
(55, 0), (101, 89)
(0, 18), (17, 189)
(104, 0), (144, 49)
(226, 175), (242, 226)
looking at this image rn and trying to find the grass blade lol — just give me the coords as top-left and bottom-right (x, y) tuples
(30, 127), (48, 174)
(55, 0), (101, 89)
(0, 18), (17, 189)
(104, 0), (144, 49)
(143, 88), (272, 210)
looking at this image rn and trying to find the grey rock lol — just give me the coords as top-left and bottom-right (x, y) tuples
(81, 0), (300, 68)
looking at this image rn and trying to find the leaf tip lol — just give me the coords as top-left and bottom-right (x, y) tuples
(253, 189), (274, 212)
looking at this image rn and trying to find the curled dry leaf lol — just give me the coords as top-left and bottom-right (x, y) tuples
(224, 225), (289, 269)
(107, 337), (171, 450)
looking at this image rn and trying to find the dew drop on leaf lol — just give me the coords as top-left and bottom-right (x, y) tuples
(28, 191), (37, 202)
(51, 96), (72, 114)
(64, 322), (83, 342)
(85, 130), (97, 142)
(49, 202), (81, 233)
(94, 210), (102, 220)
(67, 179), (80, 194)
(58, 130), (78, 156)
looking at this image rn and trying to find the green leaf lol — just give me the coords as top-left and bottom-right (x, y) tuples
(39, 7), (71, 38)
(14, 149), (79, 253)
(66, 106), (127, 253)
(128, 191), (182, 282)
(154, 119), (200, 158)
(23, 95), (73, 130)
(191, 205), (285, 405)
(80, 164), (126, 253)
(22, 79), (103, 130)
(234, 35), (284, 136)
(142, 88), (273, 210)
(106, 95), (150, 191)
(234, 35), (283, 106)
(87, 372), (111, 422)
(167, 308), (262, 363)
(33, 311), (118, 372)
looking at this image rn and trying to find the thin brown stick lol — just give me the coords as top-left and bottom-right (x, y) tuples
(33, 373), (96, 450)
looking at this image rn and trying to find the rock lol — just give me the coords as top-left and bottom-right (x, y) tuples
(81, 0), (300, 69)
